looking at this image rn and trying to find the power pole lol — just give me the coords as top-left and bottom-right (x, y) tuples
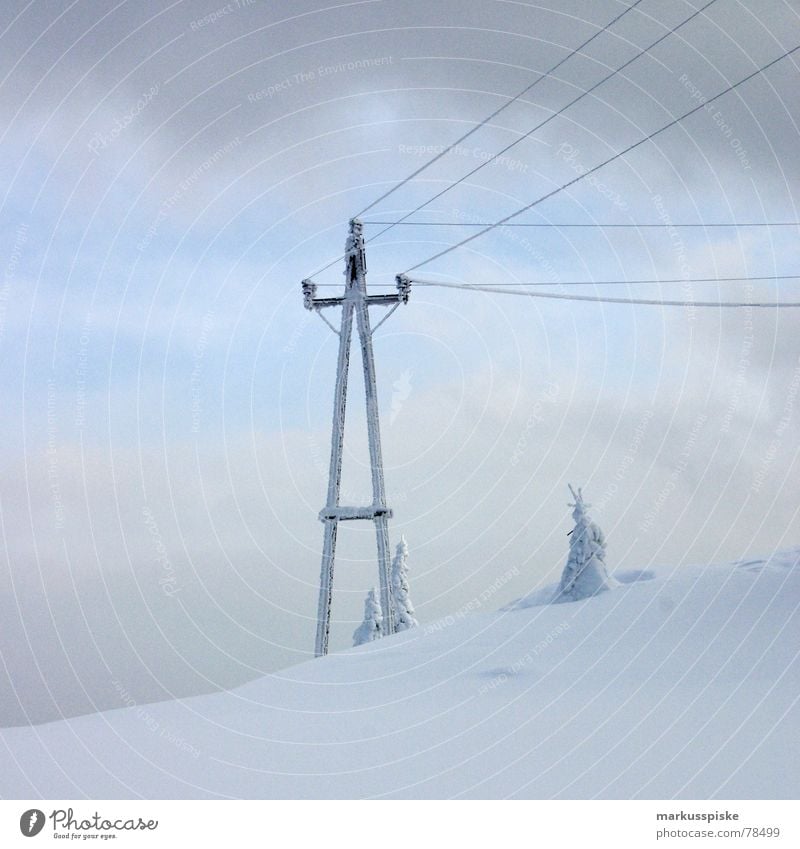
(302, 218), (411, 657)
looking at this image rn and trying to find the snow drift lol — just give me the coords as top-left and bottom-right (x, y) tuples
(2, 548), (798, 799)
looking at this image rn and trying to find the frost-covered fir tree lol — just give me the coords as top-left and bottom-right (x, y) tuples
(391, 535), (418, 631)
(353, 587), (383, 647)
(558, 484), (618, 601)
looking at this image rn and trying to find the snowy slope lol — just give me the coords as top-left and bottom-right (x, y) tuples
(2, 549), (798, 799)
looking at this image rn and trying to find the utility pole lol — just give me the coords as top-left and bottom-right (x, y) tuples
(302, 218), (411, 657)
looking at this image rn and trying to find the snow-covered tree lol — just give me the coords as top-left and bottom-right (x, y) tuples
(353, 587), (383, 647)
(558, 484), (618, 601)
(391, 535), (418, 631)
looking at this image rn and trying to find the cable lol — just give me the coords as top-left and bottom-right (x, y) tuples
(307, 0), (649, 279)
(368, 0), (720, 248)
(355, 0), (648, 219)
(403, 44), (800, 275)
(364, 220), (800, 228)
(410, 277), (800, 308)
(313, 274), (800, 287)
(419, 274), (800, 286)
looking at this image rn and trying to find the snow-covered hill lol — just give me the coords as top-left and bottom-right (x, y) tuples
(2, 549), (799, 799)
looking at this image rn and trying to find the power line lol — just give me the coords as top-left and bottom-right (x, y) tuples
(368, 0), (720, 248)
(403, 42), (800, 275)
(307, 0), (649, 279)
(409, 277), (800, 308)
(364, 220), (800, 228)
(313, 274), (800, 288)
(418, 274), (800, 287)
(355, 0), (648, 220)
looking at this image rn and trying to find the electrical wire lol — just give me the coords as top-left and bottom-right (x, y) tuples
(367, 0), (720, 247)
(306, 0), (650, 279)
(355, 0), (648, 219)
(410, 277), (800, 308)
(363, 220), (800, 228)
(312, 274), (800, 287)
(402, 43), (800, 275)
(417, 274), (800, 286)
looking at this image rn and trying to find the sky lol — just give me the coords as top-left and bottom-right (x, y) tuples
(0, 0), (798, 726)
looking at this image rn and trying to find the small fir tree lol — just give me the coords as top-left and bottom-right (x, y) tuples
(353, 587), (383, 647)
(558, 484), (618, 601)
(391, 536), (418, 631)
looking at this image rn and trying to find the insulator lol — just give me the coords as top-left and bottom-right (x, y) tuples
(302, 279), (317, 310)
(395, 274), (411, 304)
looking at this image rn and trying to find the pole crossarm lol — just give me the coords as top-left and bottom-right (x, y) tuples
(319, 505), (394, 521)
(302, 218), (411, 657)
(302, 277), (411, 310)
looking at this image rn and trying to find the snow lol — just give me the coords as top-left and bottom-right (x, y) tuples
(2, 548), (798, 799)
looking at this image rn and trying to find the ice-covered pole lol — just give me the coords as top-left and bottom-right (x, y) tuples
(303, 219), (411, 656)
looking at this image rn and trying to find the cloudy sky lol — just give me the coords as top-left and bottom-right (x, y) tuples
(0, 0), (798, 725)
